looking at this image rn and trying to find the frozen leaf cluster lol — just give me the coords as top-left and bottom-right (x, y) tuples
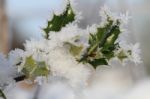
(0, 0), (142, 98)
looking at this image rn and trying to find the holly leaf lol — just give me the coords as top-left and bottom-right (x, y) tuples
(65, 42), (83, 57)
(117, 50), (128, 61)
(22, 56), (49, 79)
(22, 56), (36, 77)
(79, 17), (121, 68)
(0, 89), (6, 99)
(43, 2), (75, 39)
(33, 61), (49, 77)
(89, 58), (108, 69)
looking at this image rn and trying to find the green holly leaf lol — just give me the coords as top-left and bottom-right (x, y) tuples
(22, 56), (50, 79)
(89, 58), (108, 69)
(33, 62), (49, 77)
(43, 2), (75, 39)
(0, 89), (6, 99)
(79, 17), (121, 68)
(101, 50), (115, 60)
(117, 50), (128, 61)
(65, 42), (83, 57)
(22, 56), (36, 77)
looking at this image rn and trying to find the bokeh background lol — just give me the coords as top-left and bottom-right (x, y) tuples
(0, 0), (150, 78)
